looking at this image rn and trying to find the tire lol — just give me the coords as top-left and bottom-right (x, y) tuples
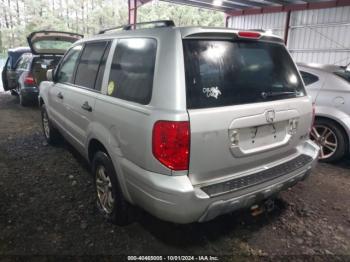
(92, 151), (131, 225)
(41, 104), (61, 145)
(310, 118), (347, 163)
(10, 90), (17, 96)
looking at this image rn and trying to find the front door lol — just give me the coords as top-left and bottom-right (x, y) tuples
(48, 44), (83, 134)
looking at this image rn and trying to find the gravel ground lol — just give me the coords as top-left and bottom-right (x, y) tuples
(0, 92), (349, 260)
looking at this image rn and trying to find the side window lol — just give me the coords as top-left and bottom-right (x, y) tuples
(108, 38), (157, 105)
(300, 71), (319, 86)
(20, 57), (31, 70)
(74, 41), (109, 89)
(15, 57), (25, 69)
(56, 45), (83, 84)
(94, 43), (111, 91)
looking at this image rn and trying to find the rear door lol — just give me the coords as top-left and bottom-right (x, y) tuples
(6, 58), (19, 90)
(183, 38), (313, 185)
(63, 41), (110, 152)
(2, 57), (10, 91)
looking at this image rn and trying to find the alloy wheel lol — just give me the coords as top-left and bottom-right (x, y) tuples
(310, 125), (338, 160)
(42, 111), (50, 139)
(95, 165), (115, 214)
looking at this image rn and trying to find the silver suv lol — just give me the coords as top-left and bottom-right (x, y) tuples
(39, 21), (319, 225)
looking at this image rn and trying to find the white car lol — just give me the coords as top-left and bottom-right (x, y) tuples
(298, 63), (350, 162)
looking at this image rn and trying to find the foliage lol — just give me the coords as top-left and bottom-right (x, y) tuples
(0, 0), (224, 53)
(138, 1), (224, 27)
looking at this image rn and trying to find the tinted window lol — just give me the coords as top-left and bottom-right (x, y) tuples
(15, 57), (25, 69)
(108, 38), (157, 104)
(56, 45), (82, 83)
(334, 70), (350, 83)
(16, 56), (30, 70)
(75, 41), (109, 89)
(183, 40), (305, 109)
(300, 71), (319, 86)
(21, 57), (31, 70)
(94, 43), (111, 91)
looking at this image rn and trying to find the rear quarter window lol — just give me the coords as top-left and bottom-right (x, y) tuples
(107, 38), (157, 105)
(300, 71), (319, 86)
(183, 40), (305, 109)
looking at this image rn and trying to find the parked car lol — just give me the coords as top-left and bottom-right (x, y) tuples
(39, 21), (319, 225)
(298, 63), (350, 162)
(2, 31), (83, 106)
(2, 46), (31, 94)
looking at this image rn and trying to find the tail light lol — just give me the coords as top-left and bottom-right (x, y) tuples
(238, 31), (261, 39)
(24, 73), (36, 86)
(152, 121), (190, 171)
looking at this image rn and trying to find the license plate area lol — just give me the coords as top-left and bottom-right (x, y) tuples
(229, 120), (293, 157)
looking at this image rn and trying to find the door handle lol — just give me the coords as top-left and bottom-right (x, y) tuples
(81, 101), (92, 112)
(57, 92), (63, 99)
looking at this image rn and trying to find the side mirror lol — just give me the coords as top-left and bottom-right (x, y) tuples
(47, 69), (54, 82)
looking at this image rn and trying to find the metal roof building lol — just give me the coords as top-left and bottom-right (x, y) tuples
(128, 0), (350, 65)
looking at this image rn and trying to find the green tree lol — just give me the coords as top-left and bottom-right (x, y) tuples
(0, 0), (225, 52)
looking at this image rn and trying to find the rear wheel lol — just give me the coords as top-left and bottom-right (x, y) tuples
(310, 118), (346, 163)
(92, 151), (131, 225)
(41, 104), (61, 145)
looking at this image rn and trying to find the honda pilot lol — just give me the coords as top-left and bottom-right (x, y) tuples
(39, 21), (319, 224)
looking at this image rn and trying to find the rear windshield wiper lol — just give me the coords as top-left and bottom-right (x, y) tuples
(261, 91), (297, 99)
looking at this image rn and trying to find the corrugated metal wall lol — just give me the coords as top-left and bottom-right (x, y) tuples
(228, 7), (350, 66)
(229, 12), (286, 38)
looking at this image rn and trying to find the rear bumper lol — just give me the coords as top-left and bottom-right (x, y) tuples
(121, 140), (319, 224)
(21, 87), (39, 100)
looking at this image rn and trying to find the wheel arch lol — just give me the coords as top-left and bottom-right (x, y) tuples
(88, 138), (109, 163)
(87, 137), (134, 204)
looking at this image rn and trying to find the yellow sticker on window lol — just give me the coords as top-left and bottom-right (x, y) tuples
(107, 81), (115, 95)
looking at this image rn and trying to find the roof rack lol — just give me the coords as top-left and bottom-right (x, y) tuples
(98, 20), (175, 34)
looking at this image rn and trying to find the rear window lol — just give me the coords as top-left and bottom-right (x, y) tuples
(33, 40), (72, 51)
(183, 40), (305, 109)
(334, 70), (350, 83)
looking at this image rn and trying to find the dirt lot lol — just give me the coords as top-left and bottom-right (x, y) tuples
(0, 92), (349, 260)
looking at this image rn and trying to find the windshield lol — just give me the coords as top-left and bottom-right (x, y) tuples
(183, 40), (305, 109)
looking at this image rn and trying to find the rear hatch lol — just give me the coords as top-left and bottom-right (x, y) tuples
(183, 32), (313, 185)
(27, 31), (83, 55)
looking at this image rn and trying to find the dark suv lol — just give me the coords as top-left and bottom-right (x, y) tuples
(2, 31), (82, 106)
(2, 46), (31, 94)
